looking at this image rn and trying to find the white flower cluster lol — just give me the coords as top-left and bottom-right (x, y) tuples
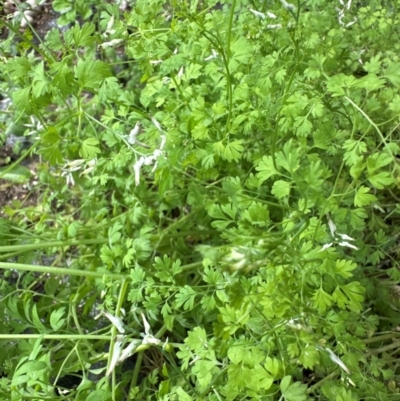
(61, 159), (96, 187)
(247, 1), (295, 30)
(24, 116), (44, 138)
(132, 117), (166, 186)
(96, 311), (166, 377)
(98, 15), (124, 49)
(319, 216), (359, 252)
(336, 0), (357, 28)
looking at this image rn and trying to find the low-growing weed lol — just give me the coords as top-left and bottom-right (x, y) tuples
(1, 0), (400, 400)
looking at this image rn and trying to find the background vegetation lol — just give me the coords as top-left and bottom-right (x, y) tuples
(1, 0), (400, 400)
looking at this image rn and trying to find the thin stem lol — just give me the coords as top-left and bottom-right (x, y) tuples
(0, 262), (127, 280)
(366, 341), (400, 357)
(344, 96), (395, 161)
(0, 334), (112, 340)
(362, 333), (400, 344)
(307, 372), (338, 394)
(225, 0), (237, 136)
(0, 143), (36, 179)
(129, 351), (144, 390)
(0, 238), (106, 253)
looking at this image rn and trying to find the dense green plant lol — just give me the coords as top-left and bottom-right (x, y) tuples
(1, 0), (400, 400)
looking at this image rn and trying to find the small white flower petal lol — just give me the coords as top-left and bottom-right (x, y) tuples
(106, 16), (115, 33)
(106, 335), (124, 377)
(267, 24), (282, 29)
(267, 11), (277, 19)
(128, 122), (141, 144)
(151, 161), (159, 173)
(177, 66), (184, 79)
(337, 233), (355, 241)
(249, 8), (265, 19)
(150, 116), (163, 132)
(98, 39), (124, 49)
(319, 243), (333, 252)
(119, 339), (141, 363)
(141, 313), (151, 335)
(204, 54), (215, 61)
(65, 159), (85, 169)
(66, 173), (75, 187)
(327, 217), (337, 237)
(133, 157), (145, 186)
(79, 166), (95, 176)
(338, 241), (359, 250)
(325, 348), (351, 374)
(103, 312), (125, 334)
(280, 0), (296, 11)
(142, 335), (161, 345)
(87, 159), (97, 168)
(143, 155), (155, 165)
(150, 59), (163, 65)
(159, 134), (166, 150)
(153, 149), (163, 158)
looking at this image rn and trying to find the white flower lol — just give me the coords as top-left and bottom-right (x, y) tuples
(24, 116), (43, 136)
(338, 241), (359, 250)
(106, 335), (124, 377)
(128, 122), (141, 144)
(337, 0), (357, 28)
(328, 217), (337, 237)
(204, 49), (218, 61)
(325, 348), (351, 374)
(98, 39), (123, 49)
(267, 11), (277, 19)
(321, 216), (359, 252)
(150, 59), (163, 65)
(105, 15), (116, 35)
(159, 134), (166, 150)
(267, 24), (282, 29)
(319, 242), (333, 253)
(177, 66), (184, 80)
(62, 172), (75, 187)
(337, 233), (355, 242)
(99, 311), (125, 334)
(118, 339), (141, 363)
(141, 313), (161, 345)
(249, 8), (265, 19)
(80, 159), (97, 176)
(280, 0), (296, 11)
(150, 116), (163, 132)
(133, 156), (145, 186)
(64, 159), (85, 170)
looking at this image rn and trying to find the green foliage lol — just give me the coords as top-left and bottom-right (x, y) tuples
(1, 0), (400, 400)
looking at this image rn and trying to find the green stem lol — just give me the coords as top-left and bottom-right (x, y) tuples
(225, 0), (237, 135)
(344, 95), (395, 161)
(0, 334), (112, 340)
(366, 341), (400, 357)
(0, 262), (127, 280)
(181, 261), (203, 272)
(0, 143), (36, 179)
(0, 238), (106, 253)
(307, 372), (338, 394)
(362, 333), (400, 344)
(129, 351), (144, 390)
